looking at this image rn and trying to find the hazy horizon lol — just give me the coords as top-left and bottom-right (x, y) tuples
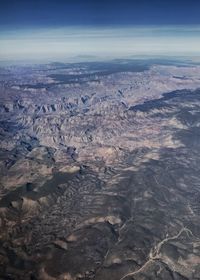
(1, 25), (200, 62)
(1, 0), (200, 62)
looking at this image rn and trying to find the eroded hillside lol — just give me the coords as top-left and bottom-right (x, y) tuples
(0, 61), (200, 279)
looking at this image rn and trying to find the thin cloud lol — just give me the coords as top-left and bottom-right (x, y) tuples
(1, 26), (200, 61)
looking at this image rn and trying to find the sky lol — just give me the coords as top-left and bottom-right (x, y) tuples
(0, 0), (200, 61)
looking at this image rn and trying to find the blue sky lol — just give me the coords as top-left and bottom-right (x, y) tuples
(1, 0), (200, 27)
(0, 1), (200, 61)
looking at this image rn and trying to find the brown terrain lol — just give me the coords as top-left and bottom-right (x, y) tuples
(0, 60), (200, 279)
